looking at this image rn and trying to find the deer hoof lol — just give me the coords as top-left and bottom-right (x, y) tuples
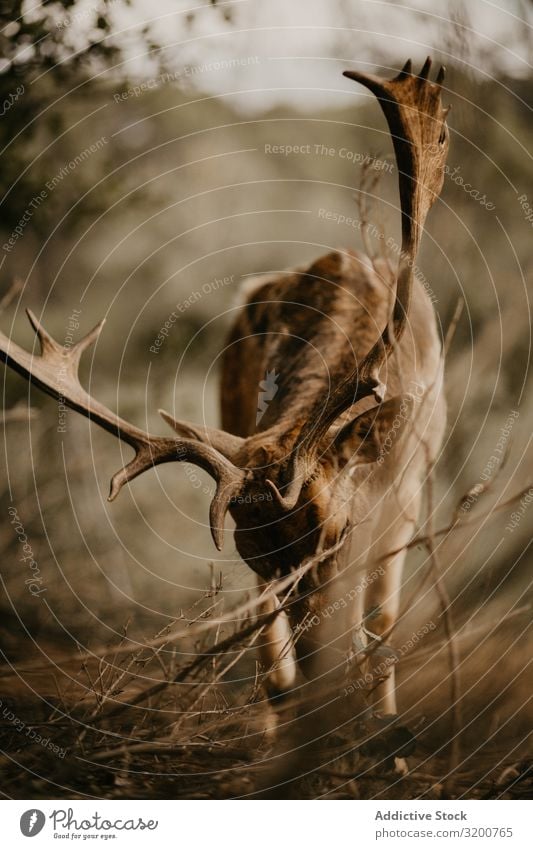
(394, 756), (409, 776)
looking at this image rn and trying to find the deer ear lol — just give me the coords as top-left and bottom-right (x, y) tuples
(333, 395), (415, 465)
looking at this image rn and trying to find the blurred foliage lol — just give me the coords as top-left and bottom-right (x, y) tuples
(0, 2), (124, 226)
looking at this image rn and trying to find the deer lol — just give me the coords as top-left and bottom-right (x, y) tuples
(1, 58), (449, 780)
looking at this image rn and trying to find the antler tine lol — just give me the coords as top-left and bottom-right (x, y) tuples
(396, 58), (413, 80)
(418, 55), (432, 79)
(209, 473), (245, 551)
(265, 459), (305, 512)
(26, 308), (64, 357)
(71, 316), (106, 356)
(1, 312), (244, 547)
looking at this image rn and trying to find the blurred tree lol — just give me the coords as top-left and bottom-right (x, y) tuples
(0, 2), (127, 233)
(0, 1), (234, 261)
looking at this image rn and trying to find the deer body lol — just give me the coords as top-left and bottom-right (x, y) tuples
(0, 59), (450, 760)
(221, 251), (445, 710)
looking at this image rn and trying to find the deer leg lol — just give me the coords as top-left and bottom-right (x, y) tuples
(362, 492), (421, 775)
(364, 553), (406, 715)
(255, 566), (369, 797)
(256, 583), (298, 704)
(364, 504), (419, 713)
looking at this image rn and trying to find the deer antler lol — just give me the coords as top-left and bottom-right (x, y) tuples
(0, 311), (244, 549)
(298, 58), (450, 454)
(265, 448), (308, 511)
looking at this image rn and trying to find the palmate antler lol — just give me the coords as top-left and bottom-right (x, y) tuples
(0, 310), (244, 549)
(270, 58), (451, 508)
(321, 57), (449, 433)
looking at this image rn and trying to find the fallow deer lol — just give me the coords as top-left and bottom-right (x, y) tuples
(1, 59), (449, 768)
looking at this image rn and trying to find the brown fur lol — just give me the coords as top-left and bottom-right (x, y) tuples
(221, 250), (445, 690)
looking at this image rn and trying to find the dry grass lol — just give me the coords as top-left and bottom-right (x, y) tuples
(1, 491), (531, 800)
(0, 640), (531, 800)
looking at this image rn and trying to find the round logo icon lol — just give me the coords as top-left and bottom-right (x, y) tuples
(20, 810), (46, 837)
